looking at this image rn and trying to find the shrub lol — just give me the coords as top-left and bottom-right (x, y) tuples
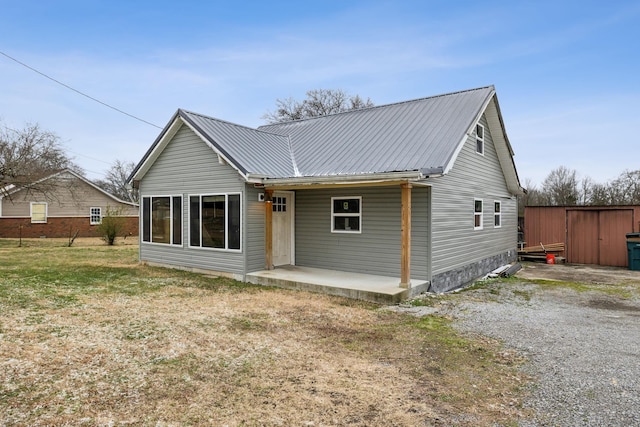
(97, 206), (126, 245)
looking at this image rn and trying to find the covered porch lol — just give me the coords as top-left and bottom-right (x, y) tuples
(246, 265), (430, 304)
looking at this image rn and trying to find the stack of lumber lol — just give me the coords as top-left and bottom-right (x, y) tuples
(519, 242), (564, 254)
(518, 242), (565, 263)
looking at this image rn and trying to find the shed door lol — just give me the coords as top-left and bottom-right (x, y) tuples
(567, 209), (633, 267)
(567, 210), (599, 265)
(599, 210), (633, 267)
(272, 191), (294, 266)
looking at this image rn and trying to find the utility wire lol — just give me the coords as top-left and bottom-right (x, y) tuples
(0, 50), (163, 129)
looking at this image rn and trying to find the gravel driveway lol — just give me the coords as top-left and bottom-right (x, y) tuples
(395, 264), (640, 426)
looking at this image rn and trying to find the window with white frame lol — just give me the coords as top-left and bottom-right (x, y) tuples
(189, 193), (241, 250)
(474, 199), (483, 230)
(90, 207), (102, 225)
(475, 123), (485, 155)
(494, 201), (502, 228)
(141, 196), (182, 245)
(30, 202), (47, 223)
(331, 197), (361, 233)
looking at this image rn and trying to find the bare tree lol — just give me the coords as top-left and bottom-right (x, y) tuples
(589, 182), (611, 205)
(262, 89), (374, 124)
(520, 178), (548, 207)
(607, 169), (640, 205)
(95, 160), (138, 202)
(0, 122), (78, 198)
(542, 166), (579, 206)
(578, 176), (595, 205)
(523, 168), (640, 207)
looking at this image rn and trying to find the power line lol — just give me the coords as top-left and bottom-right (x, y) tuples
(66, 149), (114, 166)
(0, 50), (163, 129)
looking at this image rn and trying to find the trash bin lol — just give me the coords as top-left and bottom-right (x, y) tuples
(626, 233), (640, 271)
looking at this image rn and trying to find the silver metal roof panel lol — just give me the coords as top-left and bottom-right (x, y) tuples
(179, 110), (295, 177)
(258, 86), (494, 177)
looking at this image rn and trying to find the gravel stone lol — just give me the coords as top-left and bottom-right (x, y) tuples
(422, 281), (640, 426)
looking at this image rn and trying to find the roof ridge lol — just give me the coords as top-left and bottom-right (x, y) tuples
(258, 85), (495, 128)
(179, 109), (288, 138)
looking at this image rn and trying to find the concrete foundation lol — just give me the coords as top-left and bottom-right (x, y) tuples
(430, 249), (517, 293)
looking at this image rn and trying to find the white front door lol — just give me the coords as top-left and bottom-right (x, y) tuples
(272, 191), (294, 266)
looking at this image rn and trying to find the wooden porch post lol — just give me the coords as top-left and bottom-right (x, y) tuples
(400, 183), (412, 288)
(265, 189), (274, 270)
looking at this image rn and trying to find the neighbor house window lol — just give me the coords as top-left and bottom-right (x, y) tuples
(30, 202), (47, 223)
(474, 199), (483, 230)
(494, 201), (502, 228)
(141, 196), (182, 245)
(189, 193), (241, 250)
(90, 207), (102, 225)
(331, 197), (361, 233)
(476, 123), (485, 155)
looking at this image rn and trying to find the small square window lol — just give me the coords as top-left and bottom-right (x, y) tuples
(273, 196), (286, 212)
(331, 197), (362, 233)
(90, 207), (102, 225)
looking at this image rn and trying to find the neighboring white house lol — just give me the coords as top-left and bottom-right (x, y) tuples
(129, 86), (524, 298)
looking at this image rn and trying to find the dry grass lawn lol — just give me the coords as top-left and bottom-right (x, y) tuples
(0, 238), (527, 426)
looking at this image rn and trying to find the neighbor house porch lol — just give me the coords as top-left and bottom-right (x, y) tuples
(246, 265), (430, 304)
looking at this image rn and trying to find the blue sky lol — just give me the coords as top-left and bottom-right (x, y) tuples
(1, 0), (638, 186)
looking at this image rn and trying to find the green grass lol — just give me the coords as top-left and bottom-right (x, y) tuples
(0, 240), (263, 311)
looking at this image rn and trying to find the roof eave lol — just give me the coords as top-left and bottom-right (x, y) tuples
(261, 170), (429, 189)
(129, 110), (255, 185)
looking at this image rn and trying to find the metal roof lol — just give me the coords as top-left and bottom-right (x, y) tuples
(132, 86), (519, 189)
(179, 110), (294, 178)
(258, 86), (495, 177)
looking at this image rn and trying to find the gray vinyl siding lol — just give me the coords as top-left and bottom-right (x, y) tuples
(245, 184), (266, 273)
(429, 114), (517, 275)
(295, 186), (429, 280)
(138, 123), (247, 276)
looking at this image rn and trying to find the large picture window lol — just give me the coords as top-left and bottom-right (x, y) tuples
(331, 197), (361, 233)
(189, 193), (241, 250)
(141, 196), (182, 245)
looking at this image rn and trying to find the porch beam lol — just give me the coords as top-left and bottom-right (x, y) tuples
(265, 189), (274, 270)
(400, 183), (412, 288)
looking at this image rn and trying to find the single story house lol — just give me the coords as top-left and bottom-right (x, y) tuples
(129, 85), (524, 298)
(0, 169), (139, 238)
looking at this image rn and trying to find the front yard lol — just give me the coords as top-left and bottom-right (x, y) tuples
(0, 239), (526, 426)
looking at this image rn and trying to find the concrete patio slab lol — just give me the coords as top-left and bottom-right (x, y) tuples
(246, 265), (430, 304)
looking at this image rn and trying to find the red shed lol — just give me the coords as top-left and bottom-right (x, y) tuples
(524, 206), (640, 267)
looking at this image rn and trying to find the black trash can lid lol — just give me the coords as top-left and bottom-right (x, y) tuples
(626, 232), (640, 238)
